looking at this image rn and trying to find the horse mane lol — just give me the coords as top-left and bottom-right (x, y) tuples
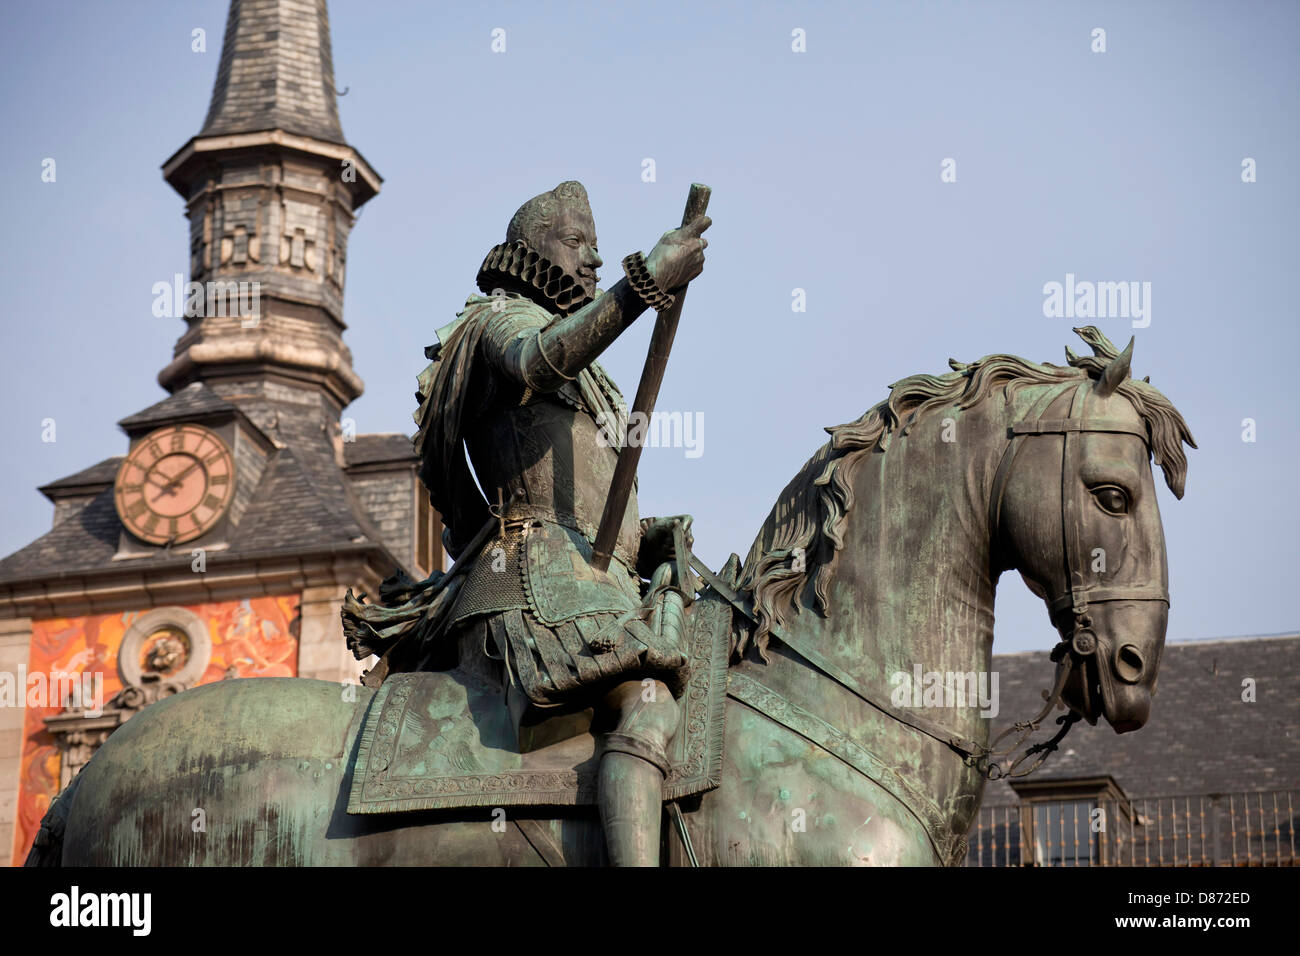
(734, 326), (1197, 661)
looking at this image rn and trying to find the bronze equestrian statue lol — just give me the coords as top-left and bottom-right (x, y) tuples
(27, 183), (1195, 867)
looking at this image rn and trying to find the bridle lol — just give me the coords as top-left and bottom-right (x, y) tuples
(980, 379), (1170, 777)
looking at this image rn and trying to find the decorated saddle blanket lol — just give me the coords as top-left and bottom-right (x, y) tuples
(346, 557), (739, 815)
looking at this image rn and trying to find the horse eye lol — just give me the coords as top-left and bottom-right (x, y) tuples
(1092, 486), (1129, 515)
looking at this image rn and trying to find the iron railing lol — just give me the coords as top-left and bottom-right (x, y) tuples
(965, 789), (1297, 866)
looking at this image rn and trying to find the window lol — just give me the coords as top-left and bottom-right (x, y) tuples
(1011, 775), (1135, 867)
(1030, 799), (1100, 866)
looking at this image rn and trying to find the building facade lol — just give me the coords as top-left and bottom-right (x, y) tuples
(0, 0), (441, 864)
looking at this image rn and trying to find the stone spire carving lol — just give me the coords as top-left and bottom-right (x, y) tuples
(159, 0), (381, 409)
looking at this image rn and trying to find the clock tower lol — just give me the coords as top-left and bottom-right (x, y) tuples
(0, 0), (443, 864)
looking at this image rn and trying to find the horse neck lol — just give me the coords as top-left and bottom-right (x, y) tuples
(807, 399), (1007, 696)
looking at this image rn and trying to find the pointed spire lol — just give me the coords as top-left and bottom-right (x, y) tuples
(160, 0), (381, 409)
(201, 0), (345, 144)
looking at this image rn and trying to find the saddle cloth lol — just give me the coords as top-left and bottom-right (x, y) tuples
(346, 558), (738, 815)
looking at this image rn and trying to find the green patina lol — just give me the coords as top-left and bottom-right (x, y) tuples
(31, 328), (1194, 867)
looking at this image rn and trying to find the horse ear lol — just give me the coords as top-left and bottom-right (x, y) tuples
(1094, 336), (1134, 397)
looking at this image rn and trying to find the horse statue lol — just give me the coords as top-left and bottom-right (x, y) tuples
(27, 327), (1194, 866)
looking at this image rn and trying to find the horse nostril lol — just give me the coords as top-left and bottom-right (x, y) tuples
(1116, 643), (1144, 684)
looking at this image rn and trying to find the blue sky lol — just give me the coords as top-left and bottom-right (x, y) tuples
(1, 0), (1296, 653)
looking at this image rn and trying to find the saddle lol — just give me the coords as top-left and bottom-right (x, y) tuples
(346, 556), (738, 815)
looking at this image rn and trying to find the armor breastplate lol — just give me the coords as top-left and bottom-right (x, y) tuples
(465, 385), (642, 572)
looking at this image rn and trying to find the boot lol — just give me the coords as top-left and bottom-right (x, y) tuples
(597, 679), (680, 866)
(598, 750), (666, 866)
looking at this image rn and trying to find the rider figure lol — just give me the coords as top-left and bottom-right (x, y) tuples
(409, 181), (710, 865)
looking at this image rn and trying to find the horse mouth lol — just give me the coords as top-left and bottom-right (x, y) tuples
(1100, 680), (1151, 734)
(1063, 655), (1152, 733)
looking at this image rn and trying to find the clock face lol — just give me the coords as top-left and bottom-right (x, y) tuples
(114, 424), (235, 545)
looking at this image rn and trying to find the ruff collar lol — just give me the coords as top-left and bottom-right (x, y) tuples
(476, 240), (596, 317)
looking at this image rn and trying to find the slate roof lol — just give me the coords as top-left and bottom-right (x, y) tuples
(343, 433), (417, 468)
(200, 0), (346, 144)
(117, 382), (239, 431)
(0, 391), (404, 584)
(231, 398), (391, 552)
(982, 634), (1300, 804)
(0, 485), (125, 578)
(235, 447), (362, 550)
(38, 456), (123, 498)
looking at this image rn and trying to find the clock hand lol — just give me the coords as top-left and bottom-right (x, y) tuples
(149, 485), (179, 505)
(159, 458), (203, 491)
(145, 468), (182, 503)
(147, 458), (204, 504)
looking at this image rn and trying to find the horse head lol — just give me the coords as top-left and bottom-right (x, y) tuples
(991, 328), (1195, 734)
(737, 326), (1195, 765)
